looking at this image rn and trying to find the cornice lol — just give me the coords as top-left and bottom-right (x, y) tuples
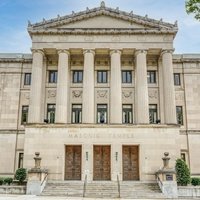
(0, 58), (32, 63)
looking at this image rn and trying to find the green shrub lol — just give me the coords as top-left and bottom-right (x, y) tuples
(3, 177), (13, 185)
(191, 177), (200, 186)
(175, 158), (191, 186)
(15, 168), (26, 184)
(0, 177), (4, 185)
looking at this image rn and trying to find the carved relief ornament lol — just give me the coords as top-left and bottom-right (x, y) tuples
(72, 90), (82, 98)
(97, 90), (108, 99)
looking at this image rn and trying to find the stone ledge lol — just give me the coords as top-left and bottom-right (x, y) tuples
(0, 186), (26, 195)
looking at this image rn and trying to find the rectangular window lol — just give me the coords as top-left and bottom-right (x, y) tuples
(18, 153), (24, 168)
(49, 70), (57, 83)
(149, 104), (157, 124)
(73, 70), (83, 83)
(24, 73), (31, 85)
(21, 106), (29, 124)
(47, 104), (56, 123)
(97, 71), (107, 83)
(147, 71), (156, 83)
(97, 104), (107, 123)
(122, 105), (133, 124)
(72, 104), (82, 123)
(122, 71), (132, 83)
(174, 73), (181, 86)
(181, 152), (186, 162)
(176, 106), (183, 125)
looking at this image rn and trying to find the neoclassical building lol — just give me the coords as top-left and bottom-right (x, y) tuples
(0, 2), (200, 182)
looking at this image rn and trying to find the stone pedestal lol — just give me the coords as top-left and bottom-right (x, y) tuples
(26, 152), (48, 195)
(156, 152), (178, 198)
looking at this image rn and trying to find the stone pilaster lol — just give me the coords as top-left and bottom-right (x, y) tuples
(55, 50), (70, 123)
(110, 50), (122, 124)
(135, 50), (149, 124)
(161, 50), (177, 124)
(28, 49), (44, 123)
(82, 50), (95, 123)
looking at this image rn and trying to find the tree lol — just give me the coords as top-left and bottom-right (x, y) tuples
(185, 0), (200, 20)
(175, 159), (191, 186)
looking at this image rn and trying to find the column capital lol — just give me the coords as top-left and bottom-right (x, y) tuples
(135, 49), (148, 56)
(110, 49), (121, 56)
(57, 49), (70, 55)
(161, 49), (174, 56)
(83, 49), (95, 55)
(31, 49), (45, 56)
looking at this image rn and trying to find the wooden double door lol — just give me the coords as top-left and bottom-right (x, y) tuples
(65, 145), (81, 180)
(93, 145), (111, 180)
(123, 145), (139, 180)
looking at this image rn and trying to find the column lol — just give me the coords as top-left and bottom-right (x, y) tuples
(110, 50), (122, 124)
(161, 50), (177, 124)
(55, 50), (70, 123)
(28, 49), (44, 123)
(82, 50), (95, 123)
(135, 50), (149, 124)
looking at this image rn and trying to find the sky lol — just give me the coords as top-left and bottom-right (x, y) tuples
(0, 0), (199, 54)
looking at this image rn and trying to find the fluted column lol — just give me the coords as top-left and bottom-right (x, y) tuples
(161, 50), (177, 124)
(55, 50), (70, 123)
(135, 50), (149, 124)
(28, 49), (44, 123)
(82, 50), (95, 123)
(110, 50), (122, 124)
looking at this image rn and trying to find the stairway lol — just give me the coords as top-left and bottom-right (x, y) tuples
(84, 181), (119, 198)
(41, 181), (84, 197)
(120, 181), (165, 199)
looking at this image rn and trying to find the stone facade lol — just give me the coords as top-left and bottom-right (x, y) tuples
(0, 2), (200, 181)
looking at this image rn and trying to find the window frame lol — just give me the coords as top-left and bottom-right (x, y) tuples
(18, 152), (24, 168)
(24, 73), (31, 85)
(21, 105), (29, 125)
(48, 70), (58, 83)
(174, 73), (181, 86)
(71, 104), (82, 124)
(97, 70), (108, 83)
(97, 104), (108, 124)
(149, 104), (158, 124)
(73, 70), (83, 83)
(176, 106), (183, 125)
(47, 104), (56, 123)
(122, 70), (132, 83)
(122, 104), (133, 124)
(147, 71), (156, 84)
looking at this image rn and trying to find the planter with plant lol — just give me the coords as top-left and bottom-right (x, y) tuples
(3, 177), (13, 185)
(15, 168), (27, 185)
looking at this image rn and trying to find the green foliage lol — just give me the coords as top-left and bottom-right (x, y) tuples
(3, 177), (13, 185)
(191, 177), (200, 186)
(185, 0), (200, 20)
(0, 177), (4, 185)
(15, 168), (27, 184)
(175, 158), (191, 186)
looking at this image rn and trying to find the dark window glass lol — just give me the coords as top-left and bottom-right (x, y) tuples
(24, 73), (31, 85)
(149, 104), (157, 124)
(72, 104), (82, 123)
(176, 106), (183, 125)
(21, 106), (29, 124)
(97, 71), (107, 83)
(174, 73), (181, 86)
(18, 153), (24, 168)
(122, 105), (133, 124)
(147, 71), (156, 83)
(73, 71), (83, 83)
(122, 71), (132, 83)
(97, 104), (107, 123)
(49, 70), (57, 83)
(181, 152), (186, 162)
(47, 104), (56, 123)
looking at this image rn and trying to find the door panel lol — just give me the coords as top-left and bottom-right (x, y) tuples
(93, 145), (111, 180)
(123, 146), (139, 180)
(65, 145), (81, 180)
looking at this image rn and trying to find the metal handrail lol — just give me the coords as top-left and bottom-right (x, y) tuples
(83, 174), (87, 197)
(117, 174), (120, 198)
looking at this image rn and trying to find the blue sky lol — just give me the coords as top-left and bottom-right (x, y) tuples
(0, 0), (199, 54)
